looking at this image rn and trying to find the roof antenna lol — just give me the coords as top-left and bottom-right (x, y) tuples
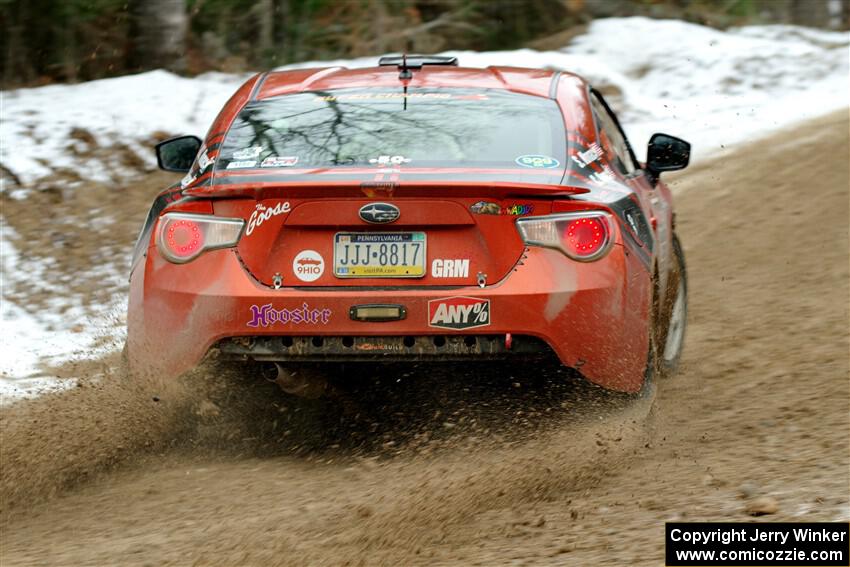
(398, 53), (411, 111)
(398, 53), (413, 80)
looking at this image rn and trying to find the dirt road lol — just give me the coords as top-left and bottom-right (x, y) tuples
(1, 111), (847, 566)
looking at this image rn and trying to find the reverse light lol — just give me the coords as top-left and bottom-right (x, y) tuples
(157, 213), (244, 264)
(349, 304), (407, 322)
(516, 212), (614, 261)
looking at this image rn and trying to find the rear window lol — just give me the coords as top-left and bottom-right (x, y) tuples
(217, 88), (566, 171)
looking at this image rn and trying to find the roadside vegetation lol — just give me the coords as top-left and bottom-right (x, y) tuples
(2, 0), (848, 88)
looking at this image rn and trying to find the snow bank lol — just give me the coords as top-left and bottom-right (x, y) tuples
(0, 71), (248, 187)
(1, 17), (847, 187)
(565, 19), (850, 159)
(0, 17), (847, 400)
(0, 223), (81, 400)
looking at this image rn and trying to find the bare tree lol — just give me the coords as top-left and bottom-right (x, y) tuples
(253, 0), (274, 61)
(790, 0), (832, 28)
(127, 0), (188, 73)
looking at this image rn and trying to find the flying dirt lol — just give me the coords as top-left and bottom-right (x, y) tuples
(1, 111), (848, 566)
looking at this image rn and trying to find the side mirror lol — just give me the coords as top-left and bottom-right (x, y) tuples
(646, 133), (690, 174)
(155, 135), (202, 173)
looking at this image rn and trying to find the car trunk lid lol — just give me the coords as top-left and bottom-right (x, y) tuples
(206, 181), (586, 288)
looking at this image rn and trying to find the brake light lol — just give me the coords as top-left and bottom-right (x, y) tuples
(516, 212), (614, 261)
(157, 213), (244, 263)
(165, 219), (204, 259)
(564, 217), (606, 257)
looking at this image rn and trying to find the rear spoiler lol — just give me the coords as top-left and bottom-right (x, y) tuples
(183, 180), (592, 200)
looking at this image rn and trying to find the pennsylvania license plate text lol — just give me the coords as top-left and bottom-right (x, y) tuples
(334, 232), (426, 278)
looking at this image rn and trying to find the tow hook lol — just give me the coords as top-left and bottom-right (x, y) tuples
(272, 273), (283, 289)
(477, 272), (487, 288)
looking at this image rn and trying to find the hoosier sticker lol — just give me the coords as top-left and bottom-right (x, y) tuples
(247, 303), (331, 327)
(428, 296), (490, 330)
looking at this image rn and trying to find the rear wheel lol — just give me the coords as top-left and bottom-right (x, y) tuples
(658, 234), (688, 376)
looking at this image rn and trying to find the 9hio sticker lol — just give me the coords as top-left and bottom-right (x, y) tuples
(293, 250), (324, 282)
(428, 296), (490, 330)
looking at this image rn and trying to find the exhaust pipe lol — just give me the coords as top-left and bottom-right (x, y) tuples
(273, 363), (328, 399)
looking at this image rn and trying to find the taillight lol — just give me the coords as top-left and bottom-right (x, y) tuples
(156, 213), (244, 264)
(563, 217), (606, 257)
(165, 218), (204, 259)
(516, 212), (614, 261)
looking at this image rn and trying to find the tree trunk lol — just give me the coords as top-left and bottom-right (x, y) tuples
(839, 0), (850, 29)
(274, 0), (290, 63)
(2, 1), (30, 86)
(255, 0), (274, 63)
(790, 0), (831, 28)
(60, 2), (78, 83)
(127, 0), (188, 73)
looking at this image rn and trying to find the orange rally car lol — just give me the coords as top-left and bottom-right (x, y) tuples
(128, 55), (690, 395)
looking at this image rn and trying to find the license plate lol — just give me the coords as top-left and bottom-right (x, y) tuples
(334, 232), (426, 278)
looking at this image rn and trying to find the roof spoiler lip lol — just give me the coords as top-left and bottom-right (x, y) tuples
(183, 179), (591, 199)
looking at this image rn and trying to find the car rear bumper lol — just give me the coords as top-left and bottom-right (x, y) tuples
(215, 334), (554, 362)
(127, 244), (651, 392)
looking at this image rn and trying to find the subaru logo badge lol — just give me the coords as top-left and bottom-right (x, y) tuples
(359, 202), (400, 224)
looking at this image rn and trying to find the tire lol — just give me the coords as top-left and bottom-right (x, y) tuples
(636, 339), (658, 400)
(657, 233), (688, 376)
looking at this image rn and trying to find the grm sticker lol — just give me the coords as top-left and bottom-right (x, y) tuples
(431, 259), (470, 278)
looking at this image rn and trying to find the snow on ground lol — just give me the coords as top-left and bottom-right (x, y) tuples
(0, 17), (848, 400)
(0, 222), (80, 400)
(0, 216), (128, 401)
(2, 17), (847, 188)
(0, 71), (249, 190)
